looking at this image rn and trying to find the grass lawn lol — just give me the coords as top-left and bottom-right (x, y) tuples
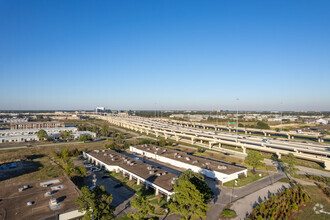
(221, 209), (237, 218)
(279, 177), (291, 183)
(223, 171), (269, 188)
(293, 185), (330, 220)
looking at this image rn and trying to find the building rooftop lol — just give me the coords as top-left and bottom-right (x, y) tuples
(87, 149), (177, 192)
(133, 144), (246, 175)
(0, 176), (81, 220)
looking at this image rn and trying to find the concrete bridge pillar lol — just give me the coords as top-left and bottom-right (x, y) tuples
(155, 132), (159, 137)
(263, 132), (267, 136)
(244, 130), (247, 134)
(200, 140), (203, 144)
(164, 134), (168, 140)
(294, 148), (298, 153)
(218, 143), (222, 148)
(167, 195), (171, 202)
(191, 138), (195, 144)
(242, 146), (246, 154)
(175, 135), (179, 142)
(228, 129), (231, 132)
(155, 188), (159, 196)
(137, 179), (140, 185)
(287, 134), (291, 140)
(129, 174), (132, 181)
(324, 160), (330, 170)
(209, 142), (212, 149)
(276, 152), (281, 159)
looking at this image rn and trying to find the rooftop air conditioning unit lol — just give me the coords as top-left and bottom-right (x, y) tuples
(205, 162), (210, 165)
(218, 165), (227, 170)
(171, 177), (178, 184)
(185, 157), (191, 161)
(149, 170), (155, 174)
(192, 160), (198, 164)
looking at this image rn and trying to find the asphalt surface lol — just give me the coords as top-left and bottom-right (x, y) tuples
(84, 169), (135, 207)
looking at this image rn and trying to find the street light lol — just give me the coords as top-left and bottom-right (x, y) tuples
(280, 102), (283, 132)
(236, 98), (239, 142)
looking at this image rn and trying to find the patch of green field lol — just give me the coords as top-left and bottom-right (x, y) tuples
(223, 171), (269, 188)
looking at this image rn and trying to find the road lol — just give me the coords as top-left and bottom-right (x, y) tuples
(111, 116), (330, 157)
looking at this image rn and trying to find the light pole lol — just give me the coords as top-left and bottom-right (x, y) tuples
(280, 102), (283, 132)
(236, 98), (239, 142)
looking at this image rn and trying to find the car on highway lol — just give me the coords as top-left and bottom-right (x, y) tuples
(262, 138), (270, 143)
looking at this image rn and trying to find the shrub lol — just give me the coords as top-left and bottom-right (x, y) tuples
(221, 209), (237, 218)
(291, 203), (298, 211)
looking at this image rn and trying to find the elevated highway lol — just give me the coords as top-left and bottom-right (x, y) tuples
(95, 115), (330, 170)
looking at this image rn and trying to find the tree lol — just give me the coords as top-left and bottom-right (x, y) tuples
(100, 126), (111, 137)
(37, 129), (48, 140)
(285, 153), (296, 176)
(245, 150), (263, 173)
(169, 170), (211, 220)
(79, 135), (93, 142)
(59, 130), (74, 141)
(76, 186), (114, 220)
(180, 170), (213, 201)
(256, 121), (270, 129)
(130, 195), (154, 219)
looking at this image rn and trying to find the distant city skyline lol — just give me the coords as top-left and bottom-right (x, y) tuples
(1, 1), (330, 111)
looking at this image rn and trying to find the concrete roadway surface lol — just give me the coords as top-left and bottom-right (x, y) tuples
(121, 117), (330, 156)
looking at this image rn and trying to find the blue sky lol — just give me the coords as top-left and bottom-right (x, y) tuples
(0, 0), (329, 111)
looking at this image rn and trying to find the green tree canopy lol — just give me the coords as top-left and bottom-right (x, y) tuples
(59, 130), (74, 140)
(130, 195), (155, 220)
(245, 150), (263, 173)
(256, 121), (270, 129)
(37, 129), (48, 140)
(285, 153), (296, 176)
(169, 170), (212, 220)
(79, 135), (93, 142)
(76, 186), (114, 220)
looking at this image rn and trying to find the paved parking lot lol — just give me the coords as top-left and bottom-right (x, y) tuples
(84, 169), (135, 207)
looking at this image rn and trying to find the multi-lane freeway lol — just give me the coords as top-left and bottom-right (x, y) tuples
(95, 115), (330, 170)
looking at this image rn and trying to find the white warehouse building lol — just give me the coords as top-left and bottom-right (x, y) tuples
(130, 145), (248, 184)
(83, 149), (177, 201)
(0, 127), (96, 143)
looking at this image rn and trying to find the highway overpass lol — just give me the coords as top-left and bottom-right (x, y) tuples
(95, 115), (330, 170)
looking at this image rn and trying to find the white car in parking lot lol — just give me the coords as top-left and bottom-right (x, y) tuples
(91, 167), (101, 172)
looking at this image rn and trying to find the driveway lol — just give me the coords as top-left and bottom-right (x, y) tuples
(231, 182), (290, 220)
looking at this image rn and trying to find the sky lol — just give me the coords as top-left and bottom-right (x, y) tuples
(0, 0), (330, 111)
